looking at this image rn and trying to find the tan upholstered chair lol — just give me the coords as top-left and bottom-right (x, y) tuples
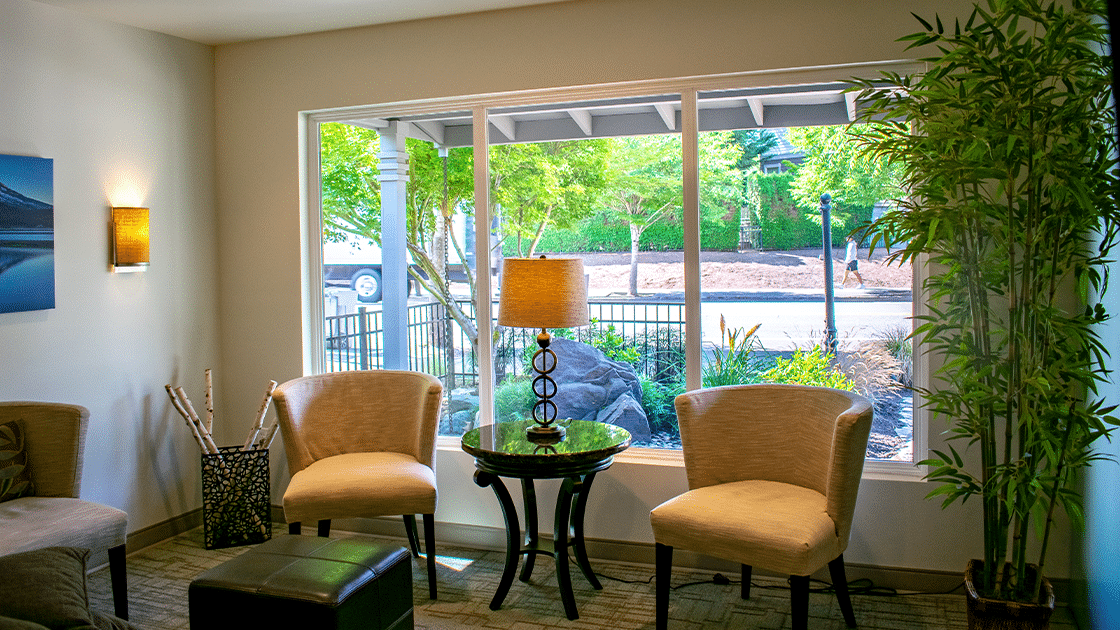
(0, 402), (129, 619)
(273, 370), (443, 599)
(650, 384), (873, 630)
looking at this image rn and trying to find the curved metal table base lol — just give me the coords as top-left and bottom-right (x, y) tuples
(473, 470), (602, 620)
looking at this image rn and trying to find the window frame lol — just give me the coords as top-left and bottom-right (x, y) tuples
(302, 61), (929, 477)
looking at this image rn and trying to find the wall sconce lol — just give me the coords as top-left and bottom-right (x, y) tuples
(111, 207), (149, 272)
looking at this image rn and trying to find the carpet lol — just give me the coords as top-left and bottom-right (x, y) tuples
(85, 525), (1076, 630)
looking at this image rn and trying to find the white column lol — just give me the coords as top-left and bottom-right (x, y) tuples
(378, 121), (411, 370)
(472, 107), (495, 425)
(681, 90), (702, 391)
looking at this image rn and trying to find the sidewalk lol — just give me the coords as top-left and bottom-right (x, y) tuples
(590, 286), (912, 303)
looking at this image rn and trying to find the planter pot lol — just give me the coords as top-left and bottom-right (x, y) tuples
(965, 559), (1055, 630)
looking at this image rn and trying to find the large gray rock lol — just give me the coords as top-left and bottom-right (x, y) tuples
(548, 337), (650, 442)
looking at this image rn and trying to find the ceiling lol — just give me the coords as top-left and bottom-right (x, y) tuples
(31, 0), (572, 45)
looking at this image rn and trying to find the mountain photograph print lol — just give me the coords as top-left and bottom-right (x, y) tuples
(0, 154), (54, 313)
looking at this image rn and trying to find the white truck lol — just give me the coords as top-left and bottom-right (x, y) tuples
(323, 216), (486, 303)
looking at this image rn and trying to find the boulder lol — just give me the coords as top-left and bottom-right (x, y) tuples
(549, 337), (650, 442)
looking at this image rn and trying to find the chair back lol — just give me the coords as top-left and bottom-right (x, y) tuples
(273, 370), (443, 475)
(0, 402), (88, 498)
(674, 384), (873, 541)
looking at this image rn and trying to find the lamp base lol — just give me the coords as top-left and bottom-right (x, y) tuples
(526, 424), (566, 444)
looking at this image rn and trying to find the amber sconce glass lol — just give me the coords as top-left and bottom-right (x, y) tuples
(111, 207), (149, 272)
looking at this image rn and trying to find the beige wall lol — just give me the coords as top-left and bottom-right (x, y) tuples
(1, 0), (218, 532)
(212, 0), (1073, 580)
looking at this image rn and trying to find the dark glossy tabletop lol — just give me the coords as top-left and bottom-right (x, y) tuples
(461, 419), (631, 478)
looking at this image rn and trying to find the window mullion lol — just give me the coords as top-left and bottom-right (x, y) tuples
(681, 89), (702, 391)
(472, 106), (495, 425)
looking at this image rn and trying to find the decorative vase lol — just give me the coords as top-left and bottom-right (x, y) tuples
(965, 559), (1055, 630)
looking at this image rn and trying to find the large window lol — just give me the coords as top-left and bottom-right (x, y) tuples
(306, 78), (921, 466)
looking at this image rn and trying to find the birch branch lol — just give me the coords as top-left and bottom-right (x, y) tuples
(204, 368), (215, 434)
(242, 380), (278, 450)
(253, 421), (280, 451)
(176, 386), (220, 455)
(165, 384), (207, 452)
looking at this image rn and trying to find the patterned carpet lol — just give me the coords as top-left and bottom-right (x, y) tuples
(86, 525), (1077, 630)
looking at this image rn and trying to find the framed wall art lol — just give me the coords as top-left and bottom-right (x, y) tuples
(0, 154), (54, 313)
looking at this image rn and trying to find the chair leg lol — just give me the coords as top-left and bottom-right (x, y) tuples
(829, 554), (858, 628)
(655, 543), (672, 630)
(403, 514), (422, 556)
(108, 544), (128, 620)
(789, 575), (810, 630)
(741, 564), (752, 599)
(317, 519), (331, 537)
(423, 513), (437, 600)
(288, 522), (301, 535)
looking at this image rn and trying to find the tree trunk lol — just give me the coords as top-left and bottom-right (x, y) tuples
(629, 223), (642, 296)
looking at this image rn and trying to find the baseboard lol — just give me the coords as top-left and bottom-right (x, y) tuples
(130, 508), (1070, 604)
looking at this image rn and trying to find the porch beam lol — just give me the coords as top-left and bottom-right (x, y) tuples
(747, 97), (764, 126)
(568, 109), (593, 135)
(489, 114), (516, 141)
(654, 102), (675, 130)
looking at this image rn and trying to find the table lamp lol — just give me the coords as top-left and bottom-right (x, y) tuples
(498, 255), (589, 442)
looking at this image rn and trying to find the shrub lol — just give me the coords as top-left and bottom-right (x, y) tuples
(702, 318), (765, 387)
(761, 345), (856, 390)
(639, 376), (684, 437)
(493, 376), (535, 422)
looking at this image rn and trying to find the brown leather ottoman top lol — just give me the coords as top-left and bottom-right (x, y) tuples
(189, 535), (413, 630)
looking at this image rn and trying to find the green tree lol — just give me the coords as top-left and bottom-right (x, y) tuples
(490, 140), (610, 257)
(786, 125), (903, 212)
(603, 133), (743, 295)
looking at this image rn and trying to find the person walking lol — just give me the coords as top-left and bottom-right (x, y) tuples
(841, 236), (865, 288)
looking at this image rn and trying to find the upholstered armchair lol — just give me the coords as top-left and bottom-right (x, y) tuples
(273, 369), (443, 599)
(650, 384), (873, 630)
(0, 402), (129, 620)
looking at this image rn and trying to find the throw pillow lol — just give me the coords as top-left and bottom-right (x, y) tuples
(0, 547), (96, 629)
(0, 419), (34, 502)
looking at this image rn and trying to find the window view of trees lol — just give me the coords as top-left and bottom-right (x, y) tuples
(317, 117), (914, 461)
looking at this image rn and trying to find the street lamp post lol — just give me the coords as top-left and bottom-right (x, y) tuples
(821, 193), (837, 354)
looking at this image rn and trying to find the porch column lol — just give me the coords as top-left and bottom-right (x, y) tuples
(378, 121), (410, 370)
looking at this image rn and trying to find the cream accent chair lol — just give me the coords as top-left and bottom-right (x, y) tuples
(273, 370), (443, 599)
(0, 402), (129, 619)
(650, 384), (873, 630)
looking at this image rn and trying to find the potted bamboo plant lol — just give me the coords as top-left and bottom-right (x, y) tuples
(848, 0), (1118, 627)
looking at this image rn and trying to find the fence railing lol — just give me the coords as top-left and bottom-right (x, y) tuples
(324, 298), (686, 386)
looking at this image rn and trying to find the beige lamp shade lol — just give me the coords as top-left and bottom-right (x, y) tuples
(112, 207), (149, 271)
(498, 257), (589, 329)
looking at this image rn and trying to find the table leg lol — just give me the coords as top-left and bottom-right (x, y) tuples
(571, 471), (602, 590)
(474, 470), (520, 611)
(554, 476), (580, 620)
(519, 478), (539, 583)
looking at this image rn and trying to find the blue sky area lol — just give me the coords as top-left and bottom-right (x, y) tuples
(0, 154), (54, 205)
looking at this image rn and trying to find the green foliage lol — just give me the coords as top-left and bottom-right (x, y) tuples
(640, 376), (684, 437)
(754, 171), (873, 249)
(786, 125), (903, 210)
(761, 346), (857, 390)
(584, 322), (641, 366)
(493, 376), (536, 422)
(702, 318), (765, 387)
(850, 0), (1118, 602)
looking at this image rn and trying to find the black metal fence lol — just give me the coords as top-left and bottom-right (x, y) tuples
(324, 298), (686, 386)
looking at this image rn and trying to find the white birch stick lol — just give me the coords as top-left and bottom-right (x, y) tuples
(165, 384), (207, 453)
(204, 368), (215, 435)
(253, 421), (280, 450)
(175, 386), (220, 455)
(242, 380), (277, 450)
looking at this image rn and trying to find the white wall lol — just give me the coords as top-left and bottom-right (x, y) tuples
(213, 0), (1060, 582)
(0, 0), (218, 533)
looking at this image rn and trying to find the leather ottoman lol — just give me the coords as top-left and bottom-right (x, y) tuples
(188, 535), (413, 630)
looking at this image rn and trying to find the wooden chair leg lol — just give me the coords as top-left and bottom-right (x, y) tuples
(741, 564), (752, 599)
(108, 544), (128, 620)
(829, 554), (858, 628)
(789, 574), (810, 630)
(317, 519), (331, 537)
(656, 543), (672, 630)
(288, 522), (301, 535)
(423, 513), (437, 599)
(403, 514), (422, 556)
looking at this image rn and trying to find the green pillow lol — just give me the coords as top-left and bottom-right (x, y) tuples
(0, 419), (34, 502)
(0, 547), (96, 629)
